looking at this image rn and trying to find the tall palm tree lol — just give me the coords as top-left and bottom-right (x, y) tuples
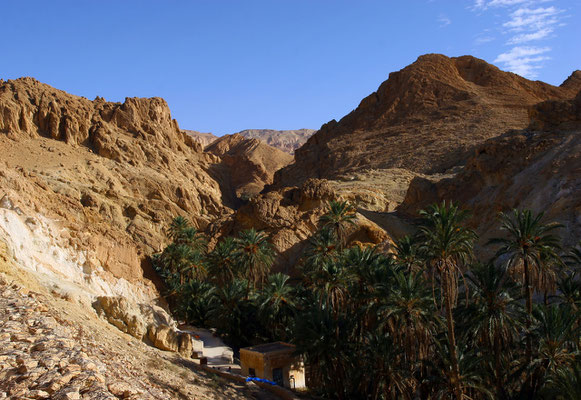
(419, 201), (477, 400)
(257, 273), (296, 341)
(234, 229), (275, 291)
(526, 304), (579, 397)
(319, 200), (356, 247)
(377, 270), (439, 388)
(292, 304), (354, 400)
(207, 236), (238, 286)
(457, 262), (525, 399)
(488, 209), (563, 359)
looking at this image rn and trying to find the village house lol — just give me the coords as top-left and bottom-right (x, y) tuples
(239, 342), (306, 389)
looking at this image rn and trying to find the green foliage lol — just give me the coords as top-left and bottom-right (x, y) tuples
(152, 206), (580, 400)
(234, 228), (275, 290)
(319, 200), (356, 247)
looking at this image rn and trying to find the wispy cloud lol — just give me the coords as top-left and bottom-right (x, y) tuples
(494, 46), (551, 77)
(472, 0), (566, 78)
(438, 14), (452, 27)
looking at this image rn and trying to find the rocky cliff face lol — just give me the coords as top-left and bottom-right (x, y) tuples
(0, 77), (229, 305)
(399, 90), (581, 245)
(275, 55), (581, 187)
(237, 129), (316, 154)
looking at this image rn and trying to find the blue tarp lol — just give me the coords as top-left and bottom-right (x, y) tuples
(245, 377), (277, 385)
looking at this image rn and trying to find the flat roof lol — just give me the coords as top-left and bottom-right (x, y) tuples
(241, 342), (295, 354)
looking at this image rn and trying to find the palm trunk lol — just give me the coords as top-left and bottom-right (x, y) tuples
(493, 333), (505, 399)
(443, 270), (463, 400)
(523, 257), (532, 361)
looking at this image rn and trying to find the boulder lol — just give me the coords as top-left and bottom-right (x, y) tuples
(93, 296), (146, 340)
(147, 325), (193, 358)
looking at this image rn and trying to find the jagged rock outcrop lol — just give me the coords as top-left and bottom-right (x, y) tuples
(275, 55), (581, 187)
(0, 77), (229, 305)
(206, 133), (293, 199)
(399, 91), (581, 245)
(210, 179), (391, 272)
(237, 129), (316, 154)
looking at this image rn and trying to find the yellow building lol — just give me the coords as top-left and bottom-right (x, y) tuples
(240, 342), (306, 389)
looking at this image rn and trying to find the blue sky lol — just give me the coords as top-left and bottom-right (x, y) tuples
(1, 1), (579, 135)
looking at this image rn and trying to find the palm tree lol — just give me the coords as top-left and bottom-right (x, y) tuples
(429, 342), (494, 400)
(292, 304), (354, 399)
(393, 235), (423, 274)
(319, 200), (356, 247)
(363, 331), (413, 399)
(207, 237), (238, 286)
(211, 279), (259, 348)
(176, 280), (216, 326)
(457, 262), (525, 399)
(234, 229), (275, 291)
(179, 249), (207, 282)
(526, 304), (579, 397)
(419, 201), (477, 399)
(539, 361), (581, 400)
(308, 259), (351, 316)
(167, 216), (206, 250)
(378, 270), (439, 370)
(257, 273), (296, 341)
(302, 228), (340, 274)
(488, 209), (563, 359)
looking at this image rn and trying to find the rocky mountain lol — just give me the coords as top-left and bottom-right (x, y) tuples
(0, 76), (231, 318)
(399, 89), (581, 246)
(237, 129), (316, 154)
(275, 54), (581, 187)
(205, 133), (293, 200)
(1, 53), (580, 397)
(183, 129), (218, 147)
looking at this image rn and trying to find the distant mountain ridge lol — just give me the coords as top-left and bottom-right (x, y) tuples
(184, 128), (315, 154)
(237, 129), (316, 154)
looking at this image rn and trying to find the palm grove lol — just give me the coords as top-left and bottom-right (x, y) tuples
(152, 201), (580, 399)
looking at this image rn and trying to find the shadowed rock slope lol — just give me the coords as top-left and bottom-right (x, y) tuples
(399, 89), (581, 245)
(275, 54), (581, 187)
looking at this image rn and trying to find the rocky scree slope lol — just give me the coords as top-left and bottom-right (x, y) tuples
(275, 54), (581, 187)
(0, 243), (266, 400)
